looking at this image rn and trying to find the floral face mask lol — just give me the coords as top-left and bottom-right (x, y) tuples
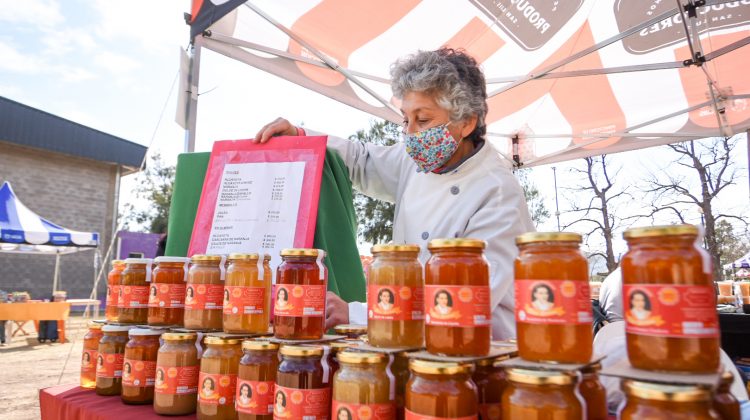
(403, 123), (459, 173)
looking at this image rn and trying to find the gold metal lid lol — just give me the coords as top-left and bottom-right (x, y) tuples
(154, 256), (190, 264)
(371, 244), (420, 253)
(112, 260), (125, 266)
(338, 351), (386, 365)
(505, 369), (576, 385)
(580, 362), (602, 374)
(204, 336), (241, 345)
(190, 254), (223, 262)
(228, 253), (260, 261)
(476, 354), (511, 367)
(124, 258), (153, 265)
(162, 332), (197, 341)
(333, 324), (367, 335)
(427, 238), (486, 250)
(280, 345), (324, 357)
(623, 224), (699, 239)
(87, 322), (103, 330)
(263, 254), (272, 261)
(515, 232), (582, 245)
(280, 248), (319, 257)
(720, 371), (734, 384)
(242, 340), (279, 351)
(330, 341), (357, 352)
(622, 380), (712, 402)
(409, 359), (472, 375)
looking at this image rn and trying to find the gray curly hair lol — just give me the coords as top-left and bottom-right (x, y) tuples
(390, 48), (488, 143)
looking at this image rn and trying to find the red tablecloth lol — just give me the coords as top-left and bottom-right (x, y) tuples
(39, 384), (195, 420)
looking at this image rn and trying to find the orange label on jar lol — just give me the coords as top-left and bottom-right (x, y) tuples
(119, 285), (150, 309)
(478, 403), (502, 420)
(423, 285), (491, 327)
(623, 284), (719, 338)
(81, 349), (97, 375)
(106, 285), (119, 307)
(236, 379), (274, 415)
(96, 352), (124, 379)
(405, 410), (477, 420)
(368, 284), (423, 321)
(223, 286), (266, 315)
(273, 385), (330, 419)
(154, 365), (199, 395)
(273, 284), (326, 318)
(198, 372), (236, 406)
(185, 284), (224, 310)
(149, 283), (186, 309)
(515, 279), (593, 325)
(333, 401), (396, 420)
(122, 358), (156, 387)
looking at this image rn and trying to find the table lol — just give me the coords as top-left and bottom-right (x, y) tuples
(0, 302), (70, 343)
(40, 384), (195, 420)
(719, 312), (750, 359)
(66, 299), (101, 318)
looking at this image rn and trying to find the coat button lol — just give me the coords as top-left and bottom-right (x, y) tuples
(421, 232), (429, 240)
(450, 186), (460, 195)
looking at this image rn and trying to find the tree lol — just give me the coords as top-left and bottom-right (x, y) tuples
(122, 153), (175, 233)
(515, 169), (550, 228)
(715, 220), (750, 269)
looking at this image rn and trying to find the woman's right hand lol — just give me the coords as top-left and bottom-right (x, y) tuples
(254, 117), (298, 143)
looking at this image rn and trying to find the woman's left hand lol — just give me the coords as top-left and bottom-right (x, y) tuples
(325, 291), (349, 329)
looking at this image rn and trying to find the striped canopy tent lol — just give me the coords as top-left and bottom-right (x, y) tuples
(183, 0), (750, 166)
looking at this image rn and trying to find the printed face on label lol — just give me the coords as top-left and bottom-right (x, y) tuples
(186, 286), (195, 300)
(276, 288), (289, 307)
(224, 289), (230, 304)
(239, 383), (252, 399)
(275, 390), (287, 411)
(202, 377), (216, 397)
(97, 355), (104, 368)
(378, 288), (395, 310)
(150, 285), (158, 298)
(156, 368), (165, 385)
(531, 284), (555, 312)
(82, 352), (91, 365)
(434, 290), (453, 313)
(123, 362), (132, 377)
(337, 407), (353, 420)
(629, 290), (652, 321)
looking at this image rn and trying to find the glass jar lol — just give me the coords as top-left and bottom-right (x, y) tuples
(579, 363), (607, 420)
(326, 341), (358, 381)
(122, 328), (162, 404)
(224, 253), (271, 334)
(237, 340), (279, 420)
(406, 359), (478, 418)
(713, 371), (740, 420)
(367, 244), (424, 348)
(473, 357), (509, 420)
(185, 255), (225, 330)
(198, 336), (242, 419)
(96, 325), (134, 396)
(622, 225), (720, 372)
(425, 238), (491, 356)
(106, 260), (125, 322)
(391, 352), (411, 420)
(154, 332), (200, 415)
(119, 258), (153, 324)
(275, 345), (330, 419)
(274, 249), (327, 340)
(148, 256), (189, 327)
(502, 369), (582, 419)
(514, 232), (592, 363)
(334, 324), (368, 340)
(619, 380), (719, 419)
(333, 351), (395, 419)
(80, 322), (103, 389)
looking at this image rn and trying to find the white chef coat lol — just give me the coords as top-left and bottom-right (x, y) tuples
(322, 132), (535, 340)
(598, 268), (624, 323)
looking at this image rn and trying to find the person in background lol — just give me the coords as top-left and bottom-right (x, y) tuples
(0, 289), (7, 345)
(597, 267), (623, 323)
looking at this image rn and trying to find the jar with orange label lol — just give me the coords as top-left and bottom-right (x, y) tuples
(274, 249), (327, 340)
(119, 258), (153, 324)
(96, 325), (134, 396)
(502, 369), (582, 419)
(713, 371), (740, 420)
(185, 255), (225, 330)
(237, 340), (279, 420)
(579, 363), (607, 420)
(326, 341), (357, 381)
(619, 380), (719, 419)
(425, 238), (491, 356)
(333, 351), (395, 419)
(406, 359), (478, 419)
(514, 232), (592, 364)
(368, 244), (424, 349)
(275, 345), (331, 420)
(223, 253), (271, 334)
(391, 352), (411, 420)
(154, 332), (200, 415)
(622, 225), (720, 372)
(148, 256), (189, 327)
(334, 324), (368, 341)
(122, 328), (162, 404)
(80, 322), (103, 389)
(106, 260), (125, 322)
(473, 356), (509, 420)
(198, 336), (242, 419)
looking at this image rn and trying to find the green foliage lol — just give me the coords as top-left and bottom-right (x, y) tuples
(122, 153), (175, 234)
(716, 219), (750, 269)
(515, 169), (550, 227)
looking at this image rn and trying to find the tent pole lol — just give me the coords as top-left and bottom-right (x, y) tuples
(184, 38), (203, 153)
(52, 252), (61, 295)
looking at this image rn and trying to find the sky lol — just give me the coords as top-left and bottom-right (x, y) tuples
(1, 1), (748, 266)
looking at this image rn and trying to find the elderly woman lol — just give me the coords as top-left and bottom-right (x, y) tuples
(255, 48), (534, 340)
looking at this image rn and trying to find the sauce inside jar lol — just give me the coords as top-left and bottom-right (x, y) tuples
(96, 325), (134, 396)
(198, 336), (243, 420)
(148, 256), (189, 327)
(619, 380), (719, 419)
(122, 328), (162, 404)
(326, 341), (358, 383)
(80, 322), (103, 389)
(275, 345), (331, 420)
(334, 324), (368, 341)
(185, 255), (224, 330)
(106, 260), (125, 322)
(425, 238), (491, 356)
(713, 371), (740, 420)
(622, 225), (720, 372)
(502, 368), (582, 420)
(333, 351), (394, 419)
(274, 249), (327, 340)
(154, 332), (199, 415)
(367, 244), (424, 349)
(119, 258), (153, 324)
(579, 363), (607, 420)
(237, 340), (279, 420)
(473, 356), (509, 420)
(514, 232), (592, 364)
(406, 359), (478, 418)
(223, 253), (271, 334)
